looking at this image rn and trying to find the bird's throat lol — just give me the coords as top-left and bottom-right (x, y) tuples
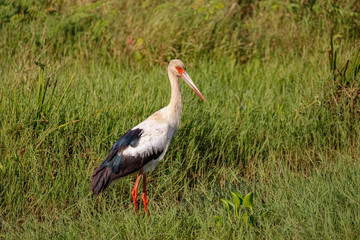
(167, 73), (183, 127)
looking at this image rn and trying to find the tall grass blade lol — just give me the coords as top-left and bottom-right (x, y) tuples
(55, 74), (75, 112)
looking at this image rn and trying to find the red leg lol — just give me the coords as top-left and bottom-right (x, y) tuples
(131, 173), (142, 215)
(142, 173), (149, 217)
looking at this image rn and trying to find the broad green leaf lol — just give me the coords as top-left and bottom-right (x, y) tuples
(231, 191), (242, 208)
(243, 192), (254, 210)
(220, 198), (233, 212)
(231, 190), (243, 204)
(220, 199), (229, 212)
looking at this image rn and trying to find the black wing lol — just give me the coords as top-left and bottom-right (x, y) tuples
(100, 128), (143, 174)
(90, 128), (164, 195)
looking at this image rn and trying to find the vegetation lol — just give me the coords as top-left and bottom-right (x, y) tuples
(1, 0), (360, 239)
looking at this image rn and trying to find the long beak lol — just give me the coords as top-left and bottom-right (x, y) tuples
(181, 71), (206, 102)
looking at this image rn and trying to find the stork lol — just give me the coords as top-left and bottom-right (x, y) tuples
(90, 59), (206, 216)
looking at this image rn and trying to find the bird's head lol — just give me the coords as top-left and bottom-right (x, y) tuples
(168, 59), (206, 101)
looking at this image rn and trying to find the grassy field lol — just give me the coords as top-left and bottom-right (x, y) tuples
(1, 0), (360, 239)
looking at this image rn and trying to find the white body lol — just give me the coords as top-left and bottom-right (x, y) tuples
(123, 104), (182, 173)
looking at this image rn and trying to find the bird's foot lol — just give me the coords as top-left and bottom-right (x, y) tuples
(131, 187), (138, 214)
(142, 192), (149, 217)
(132, 173), (143, 215)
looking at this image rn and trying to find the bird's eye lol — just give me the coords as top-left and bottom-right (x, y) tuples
(175, 66), (184, 74)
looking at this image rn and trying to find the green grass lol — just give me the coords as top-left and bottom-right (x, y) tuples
(1, 0), (360, 239)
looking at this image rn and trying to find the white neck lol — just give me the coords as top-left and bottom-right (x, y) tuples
(166, 71), (183, 128)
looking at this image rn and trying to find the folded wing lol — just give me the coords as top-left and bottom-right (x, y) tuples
(90, 122), (170, 195)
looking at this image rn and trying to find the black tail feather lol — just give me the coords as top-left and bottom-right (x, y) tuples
(90, 166), (114, 195)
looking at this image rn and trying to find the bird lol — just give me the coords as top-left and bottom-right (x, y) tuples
(90, 59), (206, 216)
